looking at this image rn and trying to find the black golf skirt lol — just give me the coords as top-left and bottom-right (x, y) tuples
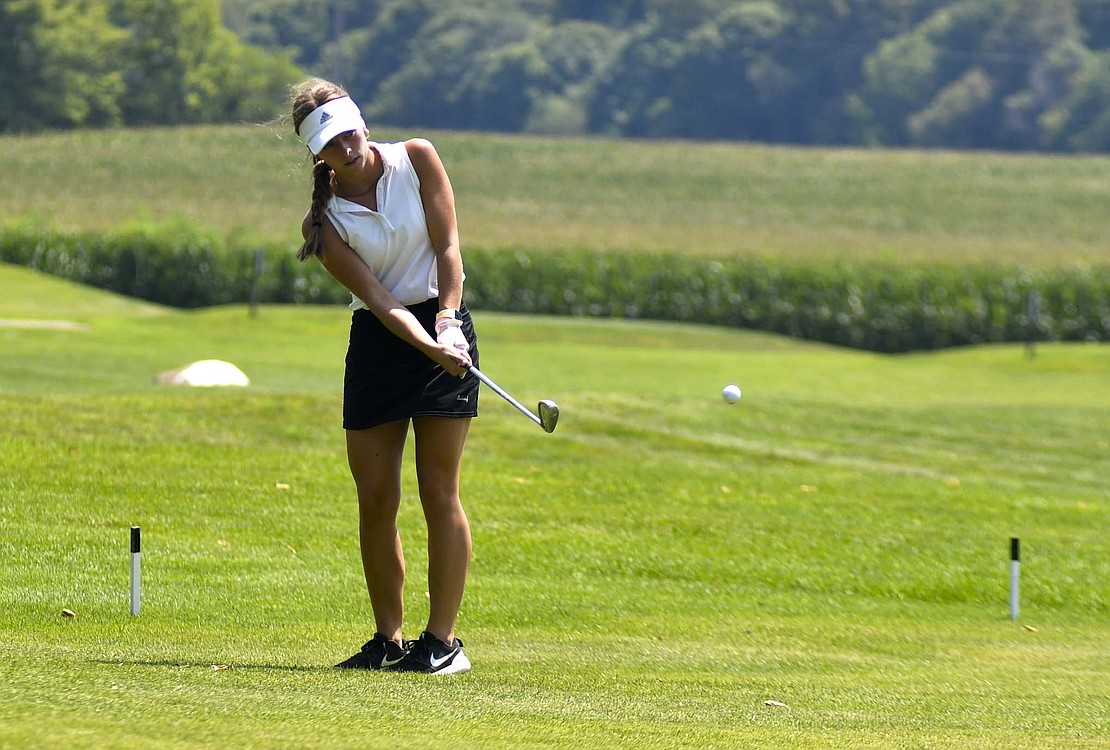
(342, 299), (479, 430)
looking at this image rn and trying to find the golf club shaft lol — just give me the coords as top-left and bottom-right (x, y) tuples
(466, 365), (543, 427)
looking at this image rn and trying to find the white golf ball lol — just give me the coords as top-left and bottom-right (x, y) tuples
(721, 384), (741, 404)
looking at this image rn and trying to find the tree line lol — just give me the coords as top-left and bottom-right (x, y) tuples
(4, 0), (1109, 152)
(1, 0), (299, 131)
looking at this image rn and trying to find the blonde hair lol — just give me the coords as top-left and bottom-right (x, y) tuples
(291, 78), (348, 261)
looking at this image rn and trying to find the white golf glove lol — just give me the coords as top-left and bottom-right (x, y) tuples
(435, 317), (469, 352)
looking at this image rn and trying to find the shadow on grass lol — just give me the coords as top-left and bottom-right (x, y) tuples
(89, 658), (324, 673)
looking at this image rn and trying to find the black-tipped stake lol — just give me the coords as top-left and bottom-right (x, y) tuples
(130, 526), (141, 616)
(1010, 537), (1020, 621)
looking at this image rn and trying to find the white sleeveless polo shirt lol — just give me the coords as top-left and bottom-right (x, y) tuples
(325, 141), (447, 309)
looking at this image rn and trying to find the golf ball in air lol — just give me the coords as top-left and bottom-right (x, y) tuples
(722, 384), (742, 404)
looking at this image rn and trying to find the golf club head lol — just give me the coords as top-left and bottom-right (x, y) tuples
(538, 399), (559, 433)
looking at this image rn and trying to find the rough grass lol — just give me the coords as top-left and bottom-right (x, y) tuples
(1, 264), (1107, 748)
(2, 126), (1107, 266)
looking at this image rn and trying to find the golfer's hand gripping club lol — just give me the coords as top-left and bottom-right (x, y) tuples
(435, 317), (469, 353)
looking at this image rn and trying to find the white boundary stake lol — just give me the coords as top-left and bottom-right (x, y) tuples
(130, 526), (141, 616)
(1009, 537), (1020, 621)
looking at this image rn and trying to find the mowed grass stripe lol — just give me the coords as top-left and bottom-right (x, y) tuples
(0, 267), (1106, 748)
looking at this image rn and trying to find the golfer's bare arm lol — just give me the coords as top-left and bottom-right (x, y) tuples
(299, 213), (470, 375)
(406, 138), (463, 313)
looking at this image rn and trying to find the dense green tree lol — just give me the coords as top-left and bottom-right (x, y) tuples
(223, 0), (381, 79)
(1076, 0), (1110, 49)
(366, 6), (538, 129)
(0, 0), (299, 133)
(771, 0), (952, 143)
(907, 66), (995, 145)
(0, 0), (125, 131)
(216, 0), (1110, 151)
(189, 26), (302, 123)
(588, 0), (962, 143)
(524, 20), (618, 134)
(550, 0), (647, 26)
(322, 0), (440, 104)
(459, 42), (549, 131)
(536, 20), (617, 89)
(849, 0), (1092, 148)
(5, 0), (1109, 150)
(588, 2), (793, 139)
(111, 0), (216, 124)
(640, 0), (740, 31)
(109, 0), (299, 125)
(847, 20), (952, 144)
(1041, 46), (1110, 149)
(223, 0), (331, 63)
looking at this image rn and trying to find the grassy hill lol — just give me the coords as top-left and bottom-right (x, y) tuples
(2, 125), (1108, 266)
(1, 263), (1106, 748)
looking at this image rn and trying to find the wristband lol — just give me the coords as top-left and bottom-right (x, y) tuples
(435, 308), (459, 321)
(435, 317), (462, 335)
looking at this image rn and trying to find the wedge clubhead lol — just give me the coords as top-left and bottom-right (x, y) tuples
(467, 366), (559, 433)
(537, 399), (560, 433)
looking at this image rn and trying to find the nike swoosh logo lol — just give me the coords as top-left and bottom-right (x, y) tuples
(380, 653), (404, 668)
(429, 649), (458, 669)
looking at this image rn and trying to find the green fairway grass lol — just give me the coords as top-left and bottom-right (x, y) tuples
(1, 263), (1107, 749)
(2, 126), (1108, 266)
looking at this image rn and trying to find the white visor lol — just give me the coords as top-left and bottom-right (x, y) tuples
(298, 96), (366, 155)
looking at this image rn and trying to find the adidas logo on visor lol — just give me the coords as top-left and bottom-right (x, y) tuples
(298, 96), (365, 154)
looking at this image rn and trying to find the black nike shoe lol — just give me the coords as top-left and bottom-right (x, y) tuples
(392, 630), (471, 674)
(334, 633), (408, 670)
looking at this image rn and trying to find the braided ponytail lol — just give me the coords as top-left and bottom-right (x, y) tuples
(290, 77), (349, 262)
(297, 159), (334, 261)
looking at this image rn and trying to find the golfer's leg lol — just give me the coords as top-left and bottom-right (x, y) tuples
(413, 416), (472, 643)
(346, 420), (409, 641)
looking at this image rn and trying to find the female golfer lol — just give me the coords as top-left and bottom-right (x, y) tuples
(291, 78), (476, 674)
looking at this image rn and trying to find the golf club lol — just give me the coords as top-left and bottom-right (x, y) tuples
(466, 365), (559, 433)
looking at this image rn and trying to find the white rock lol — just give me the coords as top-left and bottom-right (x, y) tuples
(155, 360), (250, 387)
